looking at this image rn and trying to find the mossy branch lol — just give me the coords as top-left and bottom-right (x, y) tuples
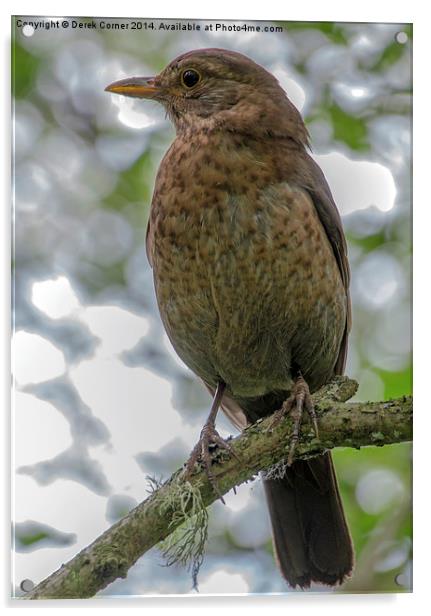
(23, 376), (412, 600)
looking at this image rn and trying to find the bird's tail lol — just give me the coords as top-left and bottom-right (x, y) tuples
(263, 451), (354, 588)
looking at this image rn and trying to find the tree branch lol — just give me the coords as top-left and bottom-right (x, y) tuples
(23, 376), (412, 599)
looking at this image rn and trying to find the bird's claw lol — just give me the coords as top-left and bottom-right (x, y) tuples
(267, 376), (319, 465)
(183, 422), (239, 504)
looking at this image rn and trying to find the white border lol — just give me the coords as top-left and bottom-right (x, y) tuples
(2, 1), (428, 613)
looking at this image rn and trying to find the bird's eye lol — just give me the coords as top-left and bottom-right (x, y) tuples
(181, 69), (201, 88)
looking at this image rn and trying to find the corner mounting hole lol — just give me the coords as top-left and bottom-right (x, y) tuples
(395, 31), (408, 44)
(22, 25), (34, 37)
(20, 578), (34, 592)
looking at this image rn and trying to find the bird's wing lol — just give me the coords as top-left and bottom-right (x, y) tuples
(145, 217), (154, 268)
(300, 152), (351, 376)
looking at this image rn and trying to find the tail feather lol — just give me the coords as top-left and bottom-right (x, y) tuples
(263, 452), (354, 588)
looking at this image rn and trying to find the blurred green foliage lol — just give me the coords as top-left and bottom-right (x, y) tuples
(18, 531), (48, 547)
(328, 104), (369, 150)
(12, 41), (40, 98)
(284, 21), (348, 45)
(103, 152), (153, 214)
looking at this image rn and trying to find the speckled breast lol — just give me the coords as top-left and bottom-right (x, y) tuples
(148, 131), (347, 398)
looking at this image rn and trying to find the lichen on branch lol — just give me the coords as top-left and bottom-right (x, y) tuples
(23, 376), (412, 600)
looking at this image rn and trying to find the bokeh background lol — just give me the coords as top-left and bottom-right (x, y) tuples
(12, 17), (412, 596)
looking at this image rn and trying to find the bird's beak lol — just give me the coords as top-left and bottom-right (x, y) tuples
(105, 76), (160, 99)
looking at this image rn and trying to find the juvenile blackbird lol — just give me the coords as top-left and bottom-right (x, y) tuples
(106, 48), (354, 588)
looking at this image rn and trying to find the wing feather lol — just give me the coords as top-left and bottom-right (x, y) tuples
(300, 152), (351, 375)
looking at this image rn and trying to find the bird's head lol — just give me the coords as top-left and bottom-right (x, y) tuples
(105, 48), (308, 143)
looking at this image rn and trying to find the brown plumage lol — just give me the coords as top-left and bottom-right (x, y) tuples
(106, 48), (354, 589)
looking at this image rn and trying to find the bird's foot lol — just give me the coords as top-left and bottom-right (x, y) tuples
(268, 375), (319, 465)
(183, 420), (238, 504)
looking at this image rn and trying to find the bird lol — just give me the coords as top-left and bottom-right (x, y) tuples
(105, 48), (354, 589)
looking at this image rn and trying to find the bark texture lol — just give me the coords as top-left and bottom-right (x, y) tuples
(23, 376), (412, 600)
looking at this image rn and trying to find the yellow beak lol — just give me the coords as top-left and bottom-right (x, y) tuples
(105, 76), (159, 99)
